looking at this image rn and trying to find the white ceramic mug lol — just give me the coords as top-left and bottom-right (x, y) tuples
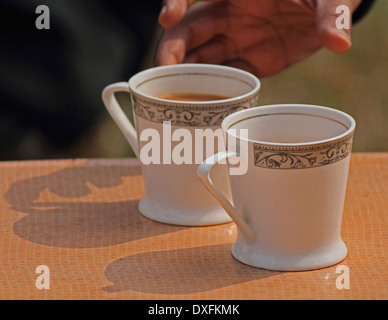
(198, 104), (356, 271)
(102, 64), (261, 226)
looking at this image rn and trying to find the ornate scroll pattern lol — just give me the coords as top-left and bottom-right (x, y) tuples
(253, 133), (354, 169)
(132, 94), (259, 127)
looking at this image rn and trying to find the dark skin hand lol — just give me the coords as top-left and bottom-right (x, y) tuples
(155, 0), (362, 77)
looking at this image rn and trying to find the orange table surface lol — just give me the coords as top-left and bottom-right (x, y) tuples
(0, 153), (387, 300)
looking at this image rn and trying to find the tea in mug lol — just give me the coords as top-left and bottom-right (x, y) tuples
(157, 93), (231, 101)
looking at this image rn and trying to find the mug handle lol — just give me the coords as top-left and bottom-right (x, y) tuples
(197, 150), (255, 242)
(102, 82), (139, 158)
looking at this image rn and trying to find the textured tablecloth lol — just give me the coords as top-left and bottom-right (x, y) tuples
(0, 154), (387, 300)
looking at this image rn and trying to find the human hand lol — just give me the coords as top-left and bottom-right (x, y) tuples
(155, 0), (362, 77)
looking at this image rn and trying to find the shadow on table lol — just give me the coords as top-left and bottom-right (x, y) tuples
(103, 243), (282, 295)
(5, 160), (185, 248)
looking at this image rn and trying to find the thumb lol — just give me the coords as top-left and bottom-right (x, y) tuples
(315, 0), (362, 53)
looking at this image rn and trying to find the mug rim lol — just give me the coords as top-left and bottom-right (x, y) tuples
(222, 104), (356, 147)
(127, 63), (261, 106)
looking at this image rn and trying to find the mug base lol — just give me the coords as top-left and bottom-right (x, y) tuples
(231, 241), (348, 271)
(138, 198), (232, 226)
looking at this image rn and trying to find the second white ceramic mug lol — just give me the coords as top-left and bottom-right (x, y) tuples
(102, 64), (261, 226)
(198, 104), (356, 271)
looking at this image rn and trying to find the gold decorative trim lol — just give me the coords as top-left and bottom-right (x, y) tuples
(132, 94), (259, 126)
(253, 133), (354, 169)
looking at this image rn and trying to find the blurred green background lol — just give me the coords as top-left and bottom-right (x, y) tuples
(72, 0), (388, 159)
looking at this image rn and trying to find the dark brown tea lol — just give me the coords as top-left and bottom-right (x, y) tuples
(157, 93), (231, 101)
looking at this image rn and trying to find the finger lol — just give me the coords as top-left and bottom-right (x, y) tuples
(182, 19), (271, 64)
(223, 59), (260, 77)
(159, 0), (195, 29)
(159, 0), (224, 29)
(188, 37), (289, 78)
(183, 36), (233, 64)
(230, 39), (290, 78)
(155, 2), (227, 66)
(315, 0), (362, 52)
(154, 36), (187, 65)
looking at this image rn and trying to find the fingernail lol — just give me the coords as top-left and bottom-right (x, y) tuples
(158, 4), (167, 25)
(160, 4), (167, 17)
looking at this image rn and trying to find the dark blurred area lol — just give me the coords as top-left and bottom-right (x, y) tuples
(0, 0), (160, 160)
